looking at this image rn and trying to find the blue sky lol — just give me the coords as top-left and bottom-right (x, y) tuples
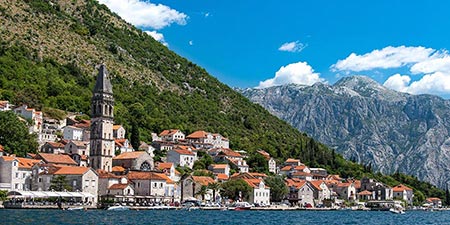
(98, 0), (450, 98)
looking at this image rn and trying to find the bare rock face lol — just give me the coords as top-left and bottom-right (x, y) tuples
(240, 76), (450, 188)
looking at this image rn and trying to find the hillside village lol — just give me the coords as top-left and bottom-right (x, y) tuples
(0, 66), (438, 210)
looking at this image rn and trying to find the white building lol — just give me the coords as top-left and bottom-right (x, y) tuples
(14, 105), (43, 133)
(63, 126), (85, 141)
(186, 130), (229, 148)
(127, 171), (168, 197)
(268, 158), (277, 174)
(159, 129), (185, 142)
(0, 156), (41, 191)
(167, 147), (196, 169)
(0, 100), (13, 111)
(113, 125), (126, 139)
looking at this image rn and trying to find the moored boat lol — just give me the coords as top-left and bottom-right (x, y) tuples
(107, 205), (130, 211)
(233, 202), (252, 211)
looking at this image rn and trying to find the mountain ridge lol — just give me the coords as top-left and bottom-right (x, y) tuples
(241, 76), (450, 188)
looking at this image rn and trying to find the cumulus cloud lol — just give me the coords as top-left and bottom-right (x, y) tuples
(189, 40), (194, 46)
(257, 62), (324, 88)
(278, 41), (307, 53)
(384, 72), (450, 95)
(331, 46), (435, 72)
(98, 0), (187, 29)
(145, 31), (168, 46)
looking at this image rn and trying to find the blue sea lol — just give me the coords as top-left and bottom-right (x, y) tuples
(1, 209), (450, 225)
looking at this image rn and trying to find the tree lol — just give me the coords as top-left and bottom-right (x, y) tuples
(0, 111), (38, 156)
(264, 176), (288, 202)
(208, 182), (221, 203)
(220, 179), (252, 201)
(130, 121), (140, 150)
(195, 185), (208, 201)
(49, 175), (72, 191)
(0, 190), (7, 201)
(247, 153), (268, 173)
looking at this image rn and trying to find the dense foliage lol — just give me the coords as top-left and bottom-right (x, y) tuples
(264, 176), (289, 202)
(49, 175), (72, 192)
(220, 179), (252, 201)
(0, 111), (38, 156)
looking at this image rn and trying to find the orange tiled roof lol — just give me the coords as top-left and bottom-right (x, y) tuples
(248, 172), (268, 178)
(157, 173), (175, 184)
(426, 197), (441, 202)
(112, 166), (126, 172)
(281, 165), (292, 171)
(17, 157), (41, 169)
(393, 184), (413, 192)
(38, 153), (78, 165)
(46, 142), (65, 148)
(0, 144), (3, 152)
(216, 173), (229, 181)
(257, 150), (271, 160)
(353, 180), (361, 189)
(112, 125), (123, 130)
(285, 178), (306, 189)
(336, 182), (352, 188)
(157, 162), (173, 170)
(97, 169), (121, 179)
(69, 140), (89, 148)
(186, 130), (208, 139)
(291, 171), (312, 177)
(309, 180), (324, 191)
(212, 164), (228, 169)
(114, 151), (146, 160)
(49, 166), (90, 175)
(127, 171), (166, 181)
(358, 190), (372, 195)
(294, 165), (307, 171)
(159, 129), (180, 137)
(192, 176), (215, 186)
(108, 183), (130, 190)
(173, 149), (195, 155)
(285, 158), (300, 163)
(1, 156), (16, 161)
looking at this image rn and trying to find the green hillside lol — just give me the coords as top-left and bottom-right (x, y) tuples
(0, 0), (445, 203)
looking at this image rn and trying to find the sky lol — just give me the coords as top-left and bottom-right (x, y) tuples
(97, 0), (450, 98)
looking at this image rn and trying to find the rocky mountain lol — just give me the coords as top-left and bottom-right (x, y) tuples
(240, 76), (450, 188)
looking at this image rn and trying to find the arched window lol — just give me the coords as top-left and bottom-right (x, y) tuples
(109, 106), (113, 116)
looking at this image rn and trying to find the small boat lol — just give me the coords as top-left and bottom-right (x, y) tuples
(107, 205), (130, 211)
(67, 206), (85, 211)
(390, 204), (405, 214)
(233, 202), (252, 210)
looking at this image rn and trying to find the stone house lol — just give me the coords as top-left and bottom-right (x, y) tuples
(181, 175), (215, 202)
(208, 164), (230, 177)
(112, 125), (126, 139)
(113, 151), (154, 171)
(167, 147), (196, 169)
(41, 142), (65, 154)
(159, 129), (185, 142)
(392, 184), (413, 205)
(0, 156), (41, 191)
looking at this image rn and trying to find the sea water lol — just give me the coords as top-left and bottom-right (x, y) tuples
(1, 209), (450, 225)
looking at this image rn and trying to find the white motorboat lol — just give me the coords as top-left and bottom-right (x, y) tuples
(67, 206), (85, 211)
(107, 205), (130, 211)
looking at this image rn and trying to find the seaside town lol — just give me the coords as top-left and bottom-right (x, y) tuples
(0, 66), (441, 212)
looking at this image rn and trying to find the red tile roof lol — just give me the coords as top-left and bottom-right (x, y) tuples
(1, 156), (16, 161)
(393, 184), (413, 192)
(17, 157), (41, 169)
(186, 130), (208, 139)
(173, 149), (195, 155)
(0, 144), (3, 152)
(114, 151), (146, 160)
(212, 164), (228, 169)
(112, 125), (123, 130)
(127, 171), (167, 180)
(257, 150), (271, 160)
(108, 183), (130, 190)
(192, 176), (215, 186)
(97, 169), (121, 179)
(38, 153), (78, 165)
(358, 190), (372, 196)
(112, 166), (126, 172)
(281, 165), (292, 171)
(291, 171), (312, 177)
(216, 173), (229, 181)
(309, 180), (324, 191)
(157, 162), (174, 170)
(285, 158), (300, 163)
(159, 129), (180, 137)
(48, 166), (91, 175)
(46, 142), (65, 148)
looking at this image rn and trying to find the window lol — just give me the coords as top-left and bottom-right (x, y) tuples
(154, 183), (157, 188)
(160, 183), (163, 188)
(92, 180), (95, 187)
(14, 183), (18, 189)
(15, 173), (19, 178)
(73, 180), (77, 187)
(38, 178), (42, 182)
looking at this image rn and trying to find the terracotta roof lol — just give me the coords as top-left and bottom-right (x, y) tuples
(157, 162), (173, 170)
(211, 148), (242, 158)
(0, 144), (4, 152)
(426, 197), (441, 202)
(242, 178), (264, 188)
(358, 190), (372, 196)
(112, 166), (126, 172)
(291, 171), (312, 177)
(173, 149), (195, 155)
(108, 183), (130, 190)
(294, 165), (307, 171)
(216, 173), (229, 181)
(127, 171), (167, 181)
(285, 178), (306, 189)
(1, 156), (16, 161)
(159, 129), (180, 137)
(157, 173), (175, 184)
(212, 164), (228, 169)
(80, 155), (88, 161)
(114, 151), (146, 160)
(112, 125), (123, 130)
(46, 142), (65, 148)
(285, 158), (300, 163)
(186, 130), (208, 139)
(392, 184), (413, 192)
(336, 182), (353, 188)
(248, 172), (268, 178)
(17, 157), (41, 169)
(353, 180), (361, 189)
(257, 150), (271, 160)
(38, 153), (78, 165)
(309, 180), (324, 191)
(281, 165), (292, 171)
(114, 139), (128, 147)
(69, 141), (89, 148)
(192, 176), (215, 186)
(97, 169), (121, 179)
(49, 166), (91, 175)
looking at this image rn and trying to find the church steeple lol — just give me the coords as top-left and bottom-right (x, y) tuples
(90, 65), (115, 172)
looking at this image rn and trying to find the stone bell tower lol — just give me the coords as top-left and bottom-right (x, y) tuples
(89, 65), (115, 172)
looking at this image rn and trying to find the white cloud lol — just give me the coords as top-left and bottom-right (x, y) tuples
(278, 41), (307, 53)
(204, 12), (210, 17)
(189, 40), (194, 46)
(98, 0), (187, 30)
(410, 54), (450, 74)
(331, 46), (435, 72)
(383, 74), (411, 93)
(257, 62), (324, 88)
(145, 30), (168, 46)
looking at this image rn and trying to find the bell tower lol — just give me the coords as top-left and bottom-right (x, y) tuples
(89, 65), (115, 172)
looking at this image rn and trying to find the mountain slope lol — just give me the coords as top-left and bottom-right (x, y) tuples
(241, 76), (450, 188)
(0, 0), (344, 171)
